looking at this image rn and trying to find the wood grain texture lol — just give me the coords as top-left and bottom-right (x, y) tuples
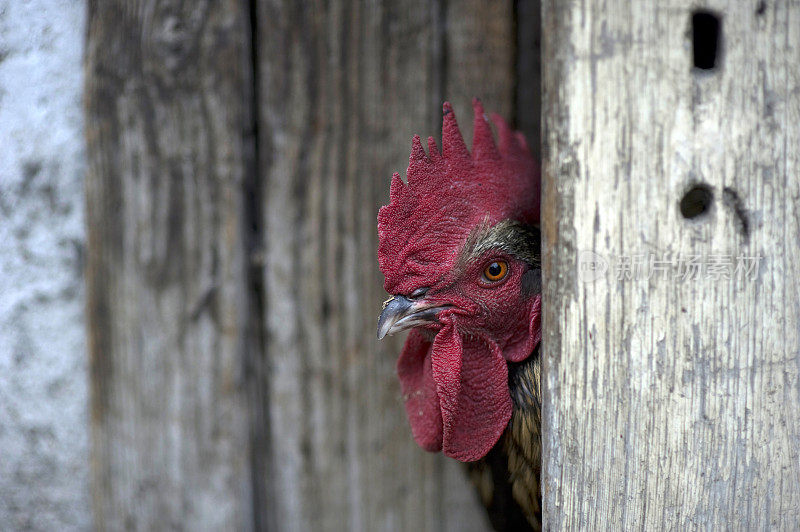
(541, 0), (800, 529)
(86, 0), (536, 529)
(84, 1), (256, 529)
(254, 1), (517, 530)
(515, 0), (542, 161)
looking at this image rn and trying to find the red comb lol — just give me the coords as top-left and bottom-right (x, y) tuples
(378, 99), (540, 295)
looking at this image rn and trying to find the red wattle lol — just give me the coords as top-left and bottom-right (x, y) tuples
(432, 318), (512, 462)
(397, 330), (443, 452)
(397, 316), (515, 463)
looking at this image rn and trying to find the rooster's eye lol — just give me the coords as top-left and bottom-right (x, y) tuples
(482, 261), (508, 283)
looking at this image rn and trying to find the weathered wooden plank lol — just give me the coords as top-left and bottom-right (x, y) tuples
(515, 0), (542, 161)
(542, 0), (800, 529)
(254, 1), (520, 530)
(84, 1), (256, 529)
(445, 0), (515, 130)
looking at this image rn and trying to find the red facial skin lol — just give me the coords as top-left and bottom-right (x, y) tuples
(396, 251), (541, 461)
(419, 252), (536, 358)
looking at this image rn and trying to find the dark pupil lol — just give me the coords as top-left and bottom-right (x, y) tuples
(488, 263), (502, 277)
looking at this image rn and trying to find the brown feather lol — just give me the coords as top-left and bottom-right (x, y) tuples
(505, 350), (542, 529)
(466, 347), (542, 531)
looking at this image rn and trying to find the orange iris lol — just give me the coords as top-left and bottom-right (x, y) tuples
(483, 260), (508, 282)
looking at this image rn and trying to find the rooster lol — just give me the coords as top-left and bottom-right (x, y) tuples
(377, 99), (542, 530)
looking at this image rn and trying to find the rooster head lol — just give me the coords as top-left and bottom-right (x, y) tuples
(377, 99), (542, 462)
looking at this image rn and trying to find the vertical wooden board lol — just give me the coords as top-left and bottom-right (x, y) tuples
(445, 0), (515, 134)
(84, 1), (256, 529)
(254, 0), (522, 529)
(515, 0), (542, 161)
(542, 0), (800, 529)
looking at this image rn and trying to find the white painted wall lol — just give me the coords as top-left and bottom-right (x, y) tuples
(0, 1), (89, 529)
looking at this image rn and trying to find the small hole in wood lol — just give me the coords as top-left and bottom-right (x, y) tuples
(680, 184), (713, 219)
(692, 11), (721, 70)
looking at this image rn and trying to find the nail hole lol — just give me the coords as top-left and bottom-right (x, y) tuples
(680, 184), (714, 219)
(692, 11), (721, 70)
(756, 1), (766, 16)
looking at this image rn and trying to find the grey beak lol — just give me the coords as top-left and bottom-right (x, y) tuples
(377, 295), (413, 339)
(377, 295), (450, 339)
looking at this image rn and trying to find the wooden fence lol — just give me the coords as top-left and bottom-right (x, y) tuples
(85, 1), (536, 530)
(541, 1), (800, 528)
(85, 0), (799, 530)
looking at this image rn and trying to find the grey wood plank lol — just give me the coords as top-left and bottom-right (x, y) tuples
(541, 1), (800, 529)
(84, 1), (256, 529)
(253, 1), (520, 530)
